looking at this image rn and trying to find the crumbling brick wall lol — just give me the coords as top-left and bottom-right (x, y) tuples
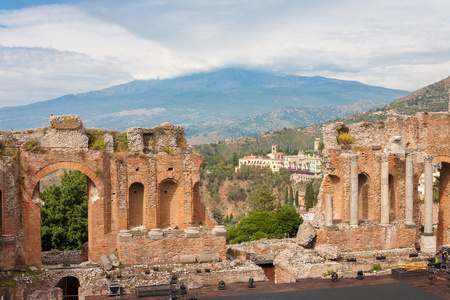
(317, 112), (450, 250)
(0, 115), (217, 270)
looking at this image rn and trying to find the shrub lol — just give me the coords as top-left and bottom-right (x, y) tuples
(162, 147), (174, 155)
(24, 139), (46, 152)
(116, 133), (129, 152)
(337, 132), (354, 145)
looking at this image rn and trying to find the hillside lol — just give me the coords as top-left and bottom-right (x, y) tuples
(332, 76), (450, 124)
(194, 126), (321, 157)
(0, 69), (408, 138)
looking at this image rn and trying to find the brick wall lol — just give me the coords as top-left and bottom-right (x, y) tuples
(118, 232), (226, 265)
(0, 116), (215, 270)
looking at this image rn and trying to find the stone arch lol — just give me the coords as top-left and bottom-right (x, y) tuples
(389, 174), (396, 221)
(56, 276), (80, 299)
(128, 182), (144, 229)
(22, 161), (108, 266)
(323, 175), (342, 221)
(159, 179), (179, 228)
(358, 173), (371, 221)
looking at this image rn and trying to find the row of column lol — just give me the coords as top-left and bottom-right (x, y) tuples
(324, 153), (434, 232)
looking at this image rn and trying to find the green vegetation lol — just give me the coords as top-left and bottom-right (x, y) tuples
(304, 178), (321, 210)
(248, 184), (277, 213)
(322, 269), (335, 277)
(337, 132), (354, 145)
(86, 130), (105, 151)
(162, 147), (174, 155)
(41, 170), (87, 251)
(117, 132), (129, 152)
(373, 264), (382, 272)
(227, 205), (302, 244)
(24, 138), (46, 153)
(194, 127), (321, 158)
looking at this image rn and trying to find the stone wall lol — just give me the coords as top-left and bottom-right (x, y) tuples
(316, 222), (416, 251)
(117, 230), (226, 265)
(317, 111), (450, 252)
(0, 115), (218, 271)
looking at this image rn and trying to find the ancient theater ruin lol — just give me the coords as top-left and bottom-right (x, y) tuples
(0, 115), (223, 271)
(313, 109), (450, 254)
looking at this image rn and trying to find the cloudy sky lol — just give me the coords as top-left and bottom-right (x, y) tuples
(1, 0), (450, 108)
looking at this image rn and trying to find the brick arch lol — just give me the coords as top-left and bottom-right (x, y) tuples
(129, 182), (145, 229)
(26, 161), (105, 200)
(158, 178), (180, 228)
(323, 175), (343, 221)
(358, 172), (371, 220)
(21, 161), (107, 266)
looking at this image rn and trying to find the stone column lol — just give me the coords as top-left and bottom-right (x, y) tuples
(404, 154), (415, 228)
(325, 195), (338, 230)
(421, 154), (436, 254)
(350, 155), (359, 227)
(380, 153), (390, 226)
(424, 155), (434, 235)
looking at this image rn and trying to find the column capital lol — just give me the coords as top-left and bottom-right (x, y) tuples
(406, 153), (413, 162)
(381, 153), (389, 162)
(350, 154), (359, 162)
(425, 154), (433, 163)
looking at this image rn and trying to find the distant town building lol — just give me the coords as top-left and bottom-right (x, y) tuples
(237, 145), (322, 174)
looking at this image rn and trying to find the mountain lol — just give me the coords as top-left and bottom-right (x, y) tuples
(186, 100), (382, 144)
(331, 76), (450, 124)
(0, 68), (409, 135)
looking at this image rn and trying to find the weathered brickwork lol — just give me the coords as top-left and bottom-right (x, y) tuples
(118, 231), (226, 265)
(317, 112), (450, 251)
(0, 115), (217, 270)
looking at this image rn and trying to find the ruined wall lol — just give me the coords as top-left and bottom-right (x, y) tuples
(117, 230), (226, 265)
(0, 115), (217, 271)
(318, 112), (450, 250)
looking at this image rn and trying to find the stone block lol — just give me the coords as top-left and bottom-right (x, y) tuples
(197, 253), (220, 263)
(118, 232), (133, 242)
(173, 254), (196, 264)
(296, 221), (317, 248)
(149, 229), (164, 240)
(420, 235), (436, 254)
(185, 228), (200, 238)
(213, 225), (227, 237)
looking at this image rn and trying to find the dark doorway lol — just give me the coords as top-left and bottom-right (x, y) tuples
(255, 260), (275, 282)
(56, 276), (80, 300)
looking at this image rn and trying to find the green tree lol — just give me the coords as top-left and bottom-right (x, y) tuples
(284, 187), (289, 205)
(227, 206), (303, 243)
(275, 205), (302, 237)
(294, 190), (299, 207)
(304, 181), (315, 210)
(248, 185), (277, 213)
(41, 170), (88, 251)
(289, 186), (294, 206)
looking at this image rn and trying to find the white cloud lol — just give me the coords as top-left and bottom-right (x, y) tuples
(0, 0), (450, 107)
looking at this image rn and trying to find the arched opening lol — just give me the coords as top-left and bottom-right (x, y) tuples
(389, 174), (396, 221)
(358, 173), (370, 221)
(0, 189), (2, 235)
(129, 182), (144, 229)
(193, 182), (206, 225)
(56, 276), (80, 300)
(159, 179), (179, 228)
(323, 175), (342, 221)
(437, 162), (450, 247)
(40, 170), (89, 264)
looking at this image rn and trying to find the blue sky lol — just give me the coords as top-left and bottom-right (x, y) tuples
(1, 0), (450, 107)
